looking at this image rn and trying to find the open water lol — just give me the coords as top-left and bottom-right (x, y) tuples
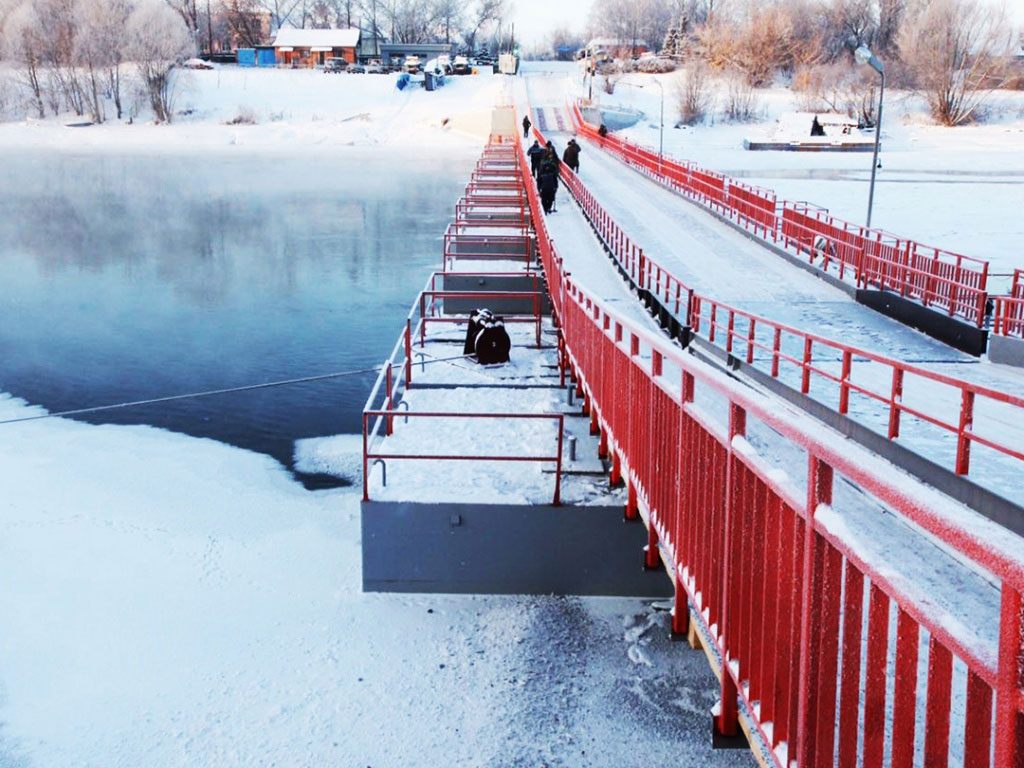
(0, 147), (478, 487)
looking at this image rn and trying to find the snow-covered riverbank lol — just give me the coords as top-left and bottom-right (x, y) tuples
(0, 65), (507, 151)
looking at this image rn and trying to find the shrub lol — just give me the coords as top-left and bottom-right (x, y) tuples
(722, 69), (758, 121)
(675, 62), (711, 125)
(636, 57), (677, 74)
(226, 105), (257, 124)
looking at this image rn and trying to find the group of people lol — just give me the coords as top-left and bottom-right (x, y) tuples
(525, 136), (582, 215)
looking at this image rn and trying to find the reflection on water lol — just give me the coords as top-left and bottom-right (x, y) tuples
(0, 148), (478, 487)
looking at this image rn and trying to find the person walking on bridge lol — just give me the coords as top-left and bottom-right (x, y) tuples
(522, 114), (532, 138)
(527, 140), (544, 179)
(538, 143), (560, 213)
(562, 138), (581, 173)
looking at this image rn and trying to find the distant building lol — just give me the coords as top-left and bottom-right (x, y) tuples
(272, 28), (361, 67)
(379, 42), (455, 70)
(584, 37), (648, 61)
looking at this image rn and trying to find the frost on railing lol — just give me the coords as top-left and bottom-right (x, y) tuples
(567, 100), (1000, 330)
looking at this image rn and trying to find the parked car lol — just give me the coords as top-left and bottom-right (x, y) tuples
(402, 55), (421, 74)
(347, 63), (366, 73)
(324, 58), (348, 73)
(452, 55), (471, 75)
(365, 60), (384, 74)
(182, 57), (214, 70)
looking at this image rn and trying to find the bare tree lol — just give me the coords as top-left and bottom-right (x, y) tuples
(75, 0), (130, 121)
(875, 0), (905, 55)
(675, 59), (711, 123)
(721, 65), (757, 119)
(36, 0), (88, 115)
(126, 0), (193, 122)
(588, 0), (673, 53)
(165, 0), (199, 43)
(224, 0), (265, 46)
(460, 0), (502, 52)
(899, 0), (1014, 125)
(432, 0), (461, 43)
(258, 0), (302, 31)
(1, 0), (47, 116)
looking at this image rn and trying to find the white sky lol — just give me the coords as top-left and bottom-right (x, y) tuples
(506, 0), (596, 49)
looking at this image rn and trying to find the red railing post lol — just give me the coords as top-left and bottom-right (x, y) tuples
(801, 337), (812, 394)
(955, 389), (975, 475)
(994, 583), (1024, 768)
(362, 413), (370, 501)
(771, 328), (781, 378)
(839, 350), (852, 414)
(404, 319), (412, 388)
(888, 367), (904, 439)
(715, 402), (747, 740)
(386, 364), (394, 436)
(795, 454), (833, 767)
(625, 332), (641, 521)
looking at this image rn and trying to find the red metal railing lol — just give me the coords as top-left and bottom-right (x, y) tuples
(532, 119), (1024, 481)
(514, 134), (1024, 767)
(567, 101), (997, 329)
(993, 271), (1024, 337)
(362, 264), (557, 502)
(362, 410), (565, 504)
(442, 223), (534, 271)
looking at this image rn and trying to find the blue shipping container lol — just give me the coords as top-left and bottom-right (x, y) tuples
(257, 48), (276, 67)
(237, 48), (256, 67)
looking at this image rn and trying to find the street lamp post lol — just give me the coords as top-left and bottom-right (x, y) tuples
(854, 44), (885, 229)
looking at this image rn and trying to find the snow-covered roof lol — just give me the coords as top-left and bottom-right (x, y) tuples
(272, 28), (360, 49)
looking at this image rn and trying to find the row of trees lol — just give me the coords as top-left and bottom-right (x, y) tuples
(0, 0), (507, 122)
(581, 0), (1020, 125)
(1, 0), (193, 122)
(203, 0), (502, 55)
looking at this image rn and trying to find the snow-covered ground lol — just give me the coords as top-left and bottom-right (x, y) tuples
(0, 394), (751, 767)
(525, 61), (1024, 286)
(0, 65), (508, 152)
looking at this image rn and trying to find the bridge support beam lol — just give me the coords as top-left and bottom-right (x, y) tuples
(670, 575), (689, 639)
(643, 523), (661, 570)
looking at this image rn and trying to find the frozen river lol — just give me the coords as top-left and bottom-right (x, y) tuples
(0, 147), (478, 486)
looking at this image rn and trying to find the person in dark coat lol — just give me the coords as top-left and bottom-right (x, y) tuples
(562, 138), (581, 173)
(527, 140), (544, 178)
(538, 168), (558, 214)
(597, 123), (608, 137)
(810, 115), (825, 136)
(522, 114), (532, 137)
(538, 144), (560, 213)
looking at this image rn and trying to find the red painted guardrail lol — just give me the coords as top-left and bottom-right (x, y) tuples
(442, 223), (534, 271)
(567, 101), (996, 330)
(993, 270), (1024, 338)
(531, 119), (1024, 481)
(513, 134), (1024, 768)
